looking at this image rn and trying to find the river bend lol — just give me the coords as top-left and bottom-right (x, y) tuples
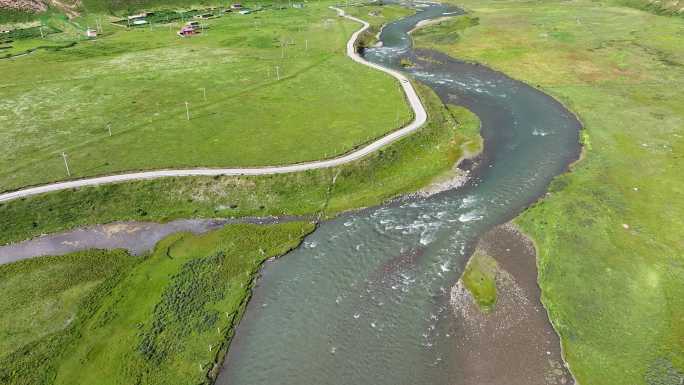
(216, 2), (581, 385)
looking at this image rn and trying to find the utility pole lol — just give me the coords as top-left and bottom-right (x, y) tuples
(201, 87), (206, 101)
(305, 39), (308, 50)
(275, 66), (280, 80)
(185, 101), (190, 120)
(61, 152), (71, 177)
(107, 122), (112, 136)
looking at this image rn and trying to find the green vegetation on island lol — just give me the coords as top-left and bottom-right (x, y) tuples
(412, 0), (683, 383)
(461, 252), (497, 313)
(0, 222), (314, 385)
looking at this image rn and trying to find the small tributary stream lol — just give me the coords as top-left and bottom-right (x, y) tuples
(215, 2), (581, 384)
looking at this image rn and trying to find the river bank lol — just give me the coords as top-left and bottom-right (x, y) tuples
(412, 0), (684, 383)
(452, 224), (574, 385)
(0, 222), (315, 385)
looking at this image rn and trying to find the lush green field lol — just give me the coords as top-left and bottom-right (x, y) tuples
(0, 9), (42, 24)
(0, 1), (412, 191)
(414, 1), (683, 384)
(0, 14), (85, 58)
(0, 249), (139, 385)
(0, 222), (314, 385)
(0, 82), (482, 246)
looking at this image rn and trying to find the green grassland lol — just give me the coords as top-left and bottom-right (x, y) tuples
(0, 82), (482, 246)
(0, 222), (314, 385)
(0, 249), (139, 385)
(413, 1), (683, 384)
(0, 15), (84, 58)
(461, 252), (497, 313)
(0, 1), (412, 191)
(0, 8), (45, 24)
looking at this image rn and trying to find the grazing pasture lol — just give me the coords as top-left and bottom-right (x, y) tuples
(0, 83), (482, 246)
(0, 2), (411, 191)
(0, 222), (313, 385)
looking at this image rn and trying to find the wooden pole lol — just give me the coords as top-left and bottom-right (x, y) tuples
(61, 152), (71, 176)
(185, 102), (190, 120)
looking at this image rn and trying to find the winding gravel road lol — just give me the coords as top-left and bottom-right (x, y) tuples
(0, 7), (426, 204)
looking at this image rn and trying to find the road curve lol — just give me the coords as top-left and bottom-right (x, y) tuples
(0, 7), (427, 204)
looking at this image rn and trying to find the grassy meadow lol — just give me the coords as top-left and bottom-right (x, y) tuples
(0, 249), (139, 385)
(0, 222), (314, 385)
(0, 1), (412, 191)
(0, 82), (482, 245)
(413, 1), (683, 384)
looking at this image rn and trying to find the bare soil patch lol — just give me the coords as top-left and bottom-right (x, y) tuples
(451, 223), (574, 385)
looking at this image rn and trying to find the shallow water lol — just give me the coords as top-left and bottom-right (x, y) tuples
(0, 216), (305, 265)
(217, 3), (580, 385)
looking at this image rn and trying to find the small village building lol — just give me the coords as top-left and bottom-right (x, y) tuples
(126, 12), (150, 26)
(127, 12), (149, 20)
(86, 28), (97, 38)
(178, 21), (201, 37)
(230, 3), (243, 9)
(178, 26), (197, 37)
(193, 13), (214, 19)
(293, 3), (305, 8)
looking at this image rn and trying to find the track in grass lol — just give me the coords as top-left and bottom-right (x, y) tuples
(0, 7), (427, 204)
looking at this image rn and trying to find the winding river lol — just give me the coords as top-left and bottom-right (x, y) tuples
(0, 2), (581, 383)
(215, 2), (580, 384)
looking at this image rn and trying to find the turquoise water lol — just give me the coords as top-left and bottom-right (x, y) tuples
(217, 4), (581, 384)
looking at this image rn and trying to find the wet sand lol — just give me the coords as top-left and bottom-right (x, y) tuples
(451, 224), (574, 385)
